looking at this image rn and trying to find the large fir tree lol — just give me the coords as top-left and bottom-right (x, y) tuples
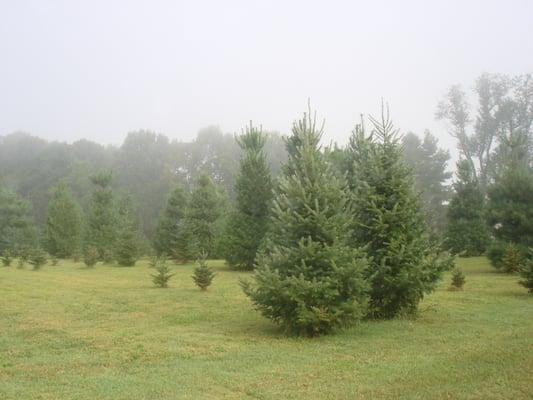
(486, 136), (533, 268)
(84, 171), (116, 259)
(45, 182), (82, 258)
(345, 106), (450, 319)
(222, 122), (273, 269)
(153, 185), (190, 261)
(182, 175), (220, 258)
(241, 108), (369, 336)
(445, 160), (491, 256)
(114, 195), (140, 266)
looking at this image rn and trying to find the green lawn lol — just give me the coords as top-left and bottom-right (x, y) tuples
(1, 257), (532, 399)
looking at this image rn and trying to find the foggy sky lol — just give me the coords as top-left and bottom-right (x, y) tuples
(1, 0), (532, 152)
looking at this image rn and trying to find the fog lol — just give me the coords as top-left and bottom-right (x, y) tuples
(1, 0), (532, 150)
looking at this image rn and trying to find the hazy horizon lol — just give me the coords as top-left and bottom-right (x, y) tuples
(1, 0), (532, 151)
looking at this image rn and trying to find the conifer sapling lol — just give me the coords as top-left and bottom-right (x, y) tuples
(192, 252), (215, 291)
(84, 246), (99, 268)
(151, 258), (174, 288)
(1, 249), (12, 266)
(450, 268), (466, 290)
(28, 248), (47, 270)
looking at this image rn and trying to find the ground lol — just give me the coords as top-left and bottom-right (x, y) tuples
(1, 257), (532, 399)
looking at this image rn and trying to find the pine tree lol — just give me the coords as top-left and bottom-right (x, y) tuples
(151, 258), (174, 288)
(486, 140), (533, 268)
(345, 106), (450, 319)
(192, 253), (215, 290)
(445, 160), (491, 256)
(241, 107), (369, 336)
(182, 175), (220, 258)
(153, 186), (190, 261)
(450, 267), (466, 290)
(84, 171), (116, 260)
(223, 122), (273, 269)
(518, 251), (533, 293)
(28, 248), (47, 270)
(114, 195), (140, 266)
(45, 183), (82, 258)
(501, 243), (525, 273)
(0, 187), (37, 253)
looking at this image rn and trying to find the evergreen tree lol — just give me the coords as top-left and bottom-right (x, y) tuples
(402, 131), (452, 238)
(223, 122), (273, 269)
(28, 248), (47, 270)
(84, 246), (99, 268)
(84, 171), (116, 259)
(500, 242), (525, 273)
(151, 258), (174, 288)
(242, 108), (369, 336)
(450, 267), (466, 290)
(345, 106), (450, 319)
(192, 253), (215, 290)
(114, 195), (140, 266)
(182, 175), (220, 258)
(445, 160), (491, 256)
(486, 139), (533, 268)
(45, 182), (82, 258)
(153, 186), (190, 261)
(519, 252), (533, 293)
(0, 187), (36, 253)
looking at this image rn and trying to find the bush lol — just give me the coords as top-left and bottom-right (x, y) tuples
(450, 268), (465, 290)
(151, 258), (174, 288)
(487, 240), (507, 269)
(84, 246), (99, 268)
(50, 256), (59, 266)
(192, 254), (215, 291)
(28, 248), (47, 270)
(102, 249), (114, 264)
(17, 247), (30, 269)
(1, 249), (13, 266)
(518, 251), (533, 293)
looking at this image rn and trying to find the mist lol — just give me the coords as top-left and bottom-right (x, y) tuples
(1, 0), (532, 150)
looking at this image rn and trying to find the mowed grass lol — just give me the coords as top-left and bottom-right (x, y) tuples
(1, 257), (532, 399)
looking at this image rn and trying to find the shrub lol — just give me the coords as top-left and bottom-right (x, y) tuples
(192, 254), (215, 291)
(84, 246), (99, 268)
(1, 249), (13, 266)
(50, 256), (59, 266)
(28, 248), (47, 270)
(151, 258), (174, 288)
(102, 249), (114, 264)
(450, 268), (465, 290)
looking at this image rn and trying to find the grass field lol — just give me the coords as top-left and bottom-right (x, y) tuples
(1, 257), (532, 399)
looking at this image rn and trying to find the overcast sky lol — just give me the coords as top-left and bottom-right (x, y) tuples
(1, 0), (532, 152)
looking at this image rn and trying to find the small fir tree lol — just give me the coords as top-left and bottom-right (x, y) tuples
(450, 268), (466, 290)
(28, 248), (47, 270)
(50, 256), (59, 266)
(222, 122), (273, 270)
(242, 107), (369, 336)
(84, 171), (117, 260)
(518, 251), (533, 293)
(84, 246), (99, 268)
(192, 253), (215, 290)
(45, 183), (82, 258)
(182, 176), (220, 258)
(153, 186), (190, 261)
(114, 195), (140, 267)
(151, 258), (174, 288)
(345, 105), (450, 319)
(1, 249), (12, 266)
(501, 242), (525, 273)
(17, 247), (30, 269)
(0, 187), (37, 253)
(445, 160), (490, 256)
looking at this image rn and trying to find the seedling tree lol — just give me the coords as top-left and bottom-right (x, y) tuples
(192, 253), (215, 291)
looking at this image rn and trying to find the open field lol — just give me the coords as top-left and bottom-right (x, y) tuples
(1, 257), (532, 399)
